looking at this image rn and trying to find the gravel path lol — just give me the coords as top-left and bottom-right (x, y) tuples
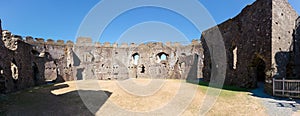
(251, 83), (300, 116)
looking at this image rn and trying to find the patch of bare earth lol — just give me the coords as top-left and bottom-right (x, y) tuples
(1, 79), (267, 115)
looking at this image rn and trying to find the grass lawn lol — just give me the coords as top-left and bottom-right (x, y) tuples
(0, 79), (267, 115)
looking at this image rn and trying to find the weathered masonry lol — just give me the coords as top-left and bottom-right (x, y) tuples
(1, 0), (300, 97)
(202, 0), (299, 94)
(0, 24), (203, 93)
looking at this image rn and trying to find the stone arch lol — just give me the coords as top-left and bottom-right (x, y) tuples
(250, 56), (266, 87)
(132, 53), (139, 65)
(32, 62), (39, 85)
(156, 52), (169, 63)
(0, 65), (4, 93)
(11, 59), (18, 81)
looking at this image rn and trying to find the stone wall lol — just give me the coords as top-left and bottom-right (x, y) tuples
(1, 0), (299, 95)
(202, 0), (273, 88)
(0, 25), (203, 93)
(271, 0), (298, 79)
(72, 38), (203, 81)
(202, 0), (299, 94)
(0, 30), (47, 93)
(294, 17), (300, 78)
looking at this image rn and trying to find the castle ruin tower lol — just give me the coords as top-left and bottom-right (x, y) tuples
(201, 0), (299, 94)
(294, 17), (300, 78)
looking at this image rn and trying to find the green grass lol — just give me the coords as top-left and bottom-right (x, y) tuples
(198, 81), (248, 92)
(197, 81), (249, 98)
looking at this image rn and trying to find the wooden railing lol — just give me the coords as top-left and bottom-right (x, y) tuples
(273, 78), (300, 98)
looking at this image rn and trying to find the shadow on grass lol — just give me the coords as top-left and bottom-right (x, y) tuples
(196, 80), (249, 92)
(0, 83), (112, 116)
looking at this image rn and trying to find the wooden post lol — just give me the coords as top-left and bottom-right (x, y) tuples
(273, 78), (275, 96)
(283, 78), (285, 96)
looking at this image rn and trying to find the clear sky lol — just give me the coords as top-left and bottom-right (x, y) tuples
(0, 0), (299, 43)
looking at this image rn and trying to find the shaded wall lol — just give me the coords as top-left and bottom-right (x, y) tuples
(202, 0), (272, 88)
(201, 0), (299, 95)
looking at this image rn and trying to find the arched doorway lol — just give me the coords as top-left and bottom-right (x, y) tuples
(32, 62), (39, 85)
(251, 57), (266, 87)
(256, 59), (266, 82)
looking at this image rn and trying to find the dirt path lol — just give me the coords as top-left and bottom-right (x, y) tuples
(1, 79), (267, 116)
(251, 83), (300, 116)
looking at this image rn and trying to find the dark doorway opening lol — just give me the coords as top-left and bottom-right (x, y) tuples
(140, 65), (145, 73)
(32, 62), (39, 85)
(76, 68), (84, 80)
(251, 57), (266, 88)
(256, 58), (266, 83)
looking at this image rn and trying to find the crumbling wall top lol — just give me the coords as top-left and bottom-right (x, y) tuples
(35, 38), (45, 43)
(76, 37), (92, 44)
(46, 39), (55, 45)
(103, 42), (111, 47)
(120, 43), (128, 48)
(66, 40), (74, 46)
(1, 27), (201, 48)
(56, 40), (65, 45)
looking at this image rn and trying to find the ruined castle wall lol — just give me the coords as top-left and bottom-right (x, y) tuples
(271, 0), (299, 79)
(0, 22), (8, 93)
(0, 32), (47, 93)
(202, 0), (299, 91)
(23, 38), (76, 82)
(72, 37), (203, 81)
(237, 0), (273, 88)
(45, 43), (74, 82)
(294, 17), (300, 78)
(0, 16), (202, 94)
(6, 42), (35, 91)
(202, 0), (273, 88)
(201, 19), (241, 85)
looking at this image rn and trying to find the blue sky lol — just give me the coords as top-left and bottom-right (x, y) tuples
(0, 0), (299, 43)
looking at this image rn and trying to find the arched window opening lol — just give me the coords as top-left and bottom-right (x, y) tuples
(11, 59), (18, 80)
(132, 53), (139, 65)
(233, 47), (237, 69)
(161, 54), (167, 60)
(156, 52), (169, 63)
